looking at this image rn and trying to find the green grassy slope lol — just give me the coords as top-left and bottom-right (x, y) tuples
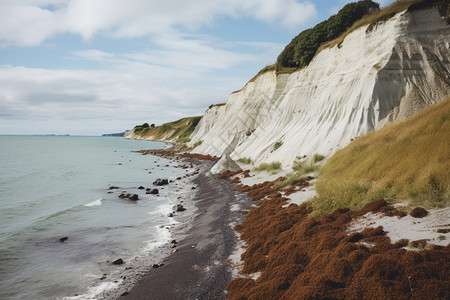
(132, 116), (202, 143)
(312, 97), (450, 215)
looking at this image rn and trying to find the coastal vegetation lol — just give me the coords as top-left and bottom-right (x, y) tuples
(255, 161), (282, 173)
(238, 157), (253, 165)
(273, 141), (283, 151)
(131, 116), (202, 142)
(277, 0), (380, 69)
(235, 0), (450, 88)
(312, 97), (450, 215)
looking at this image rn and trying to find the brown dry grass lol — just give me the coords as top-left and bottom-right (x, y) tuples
(313, 97), (450, 215)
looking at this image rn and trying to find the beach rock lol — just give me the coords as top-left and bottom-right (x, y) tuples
(210, 153), (242, 175)
(152, 263), (164, 269)
(146, 188), (159, 195)
(153, 178), (169, 186)
(191, 186), (196, 190)
(112, 258), (124, 265)
(129, 194), (139, 201)
(120, 291), (129, 297)
(138, 186), (145, 190)
(410, 207), (428, 218)
(59, 237), (68, 242)
(424, 243), (438, 251)
(167, 213), (174, 217)
(118, 193), (127, 198)
(109, 186), (120, 190)
(173, 204), (185, 212)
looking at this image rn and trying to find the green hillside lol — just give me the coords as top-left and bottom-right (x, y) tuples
(131, 116), (202, 143)
(312, 98), (450, 215)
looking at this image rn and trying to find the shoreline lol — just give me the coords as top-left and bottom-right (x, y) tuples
(118, 157), (251, 299)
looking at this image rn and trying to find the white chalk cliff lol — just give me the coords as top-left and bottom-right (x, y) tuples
(189, 8), (450, 167)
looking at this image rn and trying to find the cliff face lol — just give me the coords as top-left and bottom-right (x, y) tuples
(189, 7), (450, 167)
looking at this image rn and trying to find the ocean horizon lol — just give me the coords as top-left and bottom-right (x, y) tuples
(0, 136), (187, 299)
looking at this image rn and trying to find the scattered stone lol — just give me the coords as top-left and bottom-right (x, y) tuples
(120, 291), (129, 297)
(59, 237), (68, 242)
(191, 186), (196, 190)
(152, 263), (164, 269)
(167, 213), (174, 217)
(159, 225), (164, 228)
(410, 207), (428, 218)
(171, 239), (177, 244)
(118, 163), (122, 165)
(112, 258), (124, 265)
(172, 249), (178, 253)
(176, 177), (181, 180)
(109, 186), (120, 190)
(171, 243), (177, 248)
(425, 243), (437, 251)
(129, 194), (139, 201)
(138, 186), (145, 190)
(153, 178), (169, 186)
(146, 189), (159, 195)
(118, 193), (127, 199)
(173, 204), (186, 212)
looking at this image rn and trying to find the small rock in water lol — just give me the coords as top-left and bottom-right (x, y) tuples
(112, 258), (124, 265)
(153, 178), (169, 186)
(59, 237), (68, 242)
(159, 225), (164, 228)
(167, 213), (174, 217)
(146, 188), (159, 195)
(120, 291), (129, 296)
(138, 186), (145, 190)
(129, 194), (139, 201)
(109, 186), (120, 190)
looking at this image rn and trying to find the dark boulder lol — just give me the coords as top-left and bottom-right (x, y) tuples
(138, 186), (145, 190)
(410, 207), (428, 218)
(59, 237), (68, 242)
(173, 204), (186, 212)
(109, 186), (120, 190)
(112, 258), (124, 265)
(153, 178), (169, 186)
(146, 189), (159, 195)
(129, 194), (139, 201)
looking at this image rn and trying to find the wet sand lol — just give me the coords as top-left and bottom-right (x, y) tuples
(121, 159), (251, 299)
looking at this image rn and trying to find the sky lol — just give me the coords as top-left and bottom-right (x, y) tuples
(0, 0), (395, 136)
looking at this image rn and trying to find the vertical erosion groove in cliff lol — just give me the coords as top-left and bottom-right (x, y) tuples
(189, 7), (450, 168)
(224, 179), (450, 299)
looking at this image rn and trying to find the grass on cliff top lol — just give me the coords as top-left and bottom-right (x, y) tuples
(237, 0), (445, 89)
(311, 97), (450, 216)
(133, 116), (202, 142)
(319, 0), (447, 51)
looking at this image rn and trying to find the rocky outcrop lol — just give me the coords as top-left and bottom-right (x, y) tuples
(210, 153), (242, 175)
(189, 7), (450, 168)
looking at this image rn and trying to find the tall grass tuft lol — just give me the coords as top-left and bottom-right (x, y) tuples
(255, 162), (282, 172)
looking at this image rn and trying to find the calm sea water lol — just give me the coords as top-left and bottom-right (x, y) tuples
(0, 136), (185, 299)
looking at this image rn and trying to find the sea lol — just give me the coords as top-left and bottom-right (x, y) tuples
(0, 136), (190, 299)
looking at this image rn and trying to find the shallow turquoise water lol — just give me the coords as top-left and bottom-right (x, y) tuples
(0, 136), (183, 299)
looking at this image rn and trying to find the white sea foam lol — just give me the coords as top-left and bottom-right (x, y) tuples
(84, 198), (103, 207)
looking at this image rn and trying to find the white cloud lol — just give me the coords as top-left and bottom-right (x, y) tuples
(0, 33), (281, 134)
(0, 0), (316, 46)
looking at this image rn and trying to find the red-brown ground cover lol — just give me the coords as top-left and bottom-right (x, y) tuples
(224, 175), (450, 299)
